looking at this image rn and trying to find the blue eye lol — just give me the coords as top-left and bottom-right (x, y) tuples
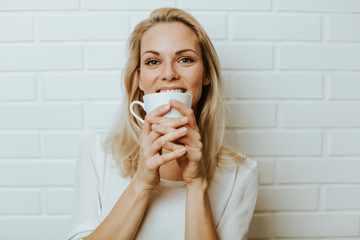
(180, 58), (193, 63)
(146, 60), (159, 65)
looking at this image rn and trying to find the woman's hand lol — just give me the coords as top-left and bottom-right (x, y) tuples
(133, 104), (189, 192)
(148, 100), (205, 188)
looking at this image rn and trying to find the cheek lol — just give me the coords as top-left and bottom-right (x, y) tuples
(139, 70), (156, 90)
(190, 76), (205, 94)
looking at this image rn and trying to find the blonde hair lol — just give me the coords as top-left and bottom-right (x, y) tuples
(105, 8), (244, 183)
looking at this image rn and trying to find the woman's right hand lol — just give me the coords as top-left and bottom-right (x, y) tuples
(133, 104), (188, 192)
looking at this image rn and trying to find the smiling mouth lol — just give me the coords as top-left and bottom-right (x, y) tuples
(158, 89), (186, 93)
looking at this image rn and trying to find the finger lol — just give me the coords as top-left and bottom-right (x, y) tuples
(142, 114), (161, 144)
(142, 115), (152, 135)
(162, 141), (184, 152)
(152, 125), (201, 149)
(151, 123), (178, 135)
(169, 100), (197, 129)
(146, 119), (185, 147)
(148, 115), (188, 128)
(175, 127), (202, 148)
(151, 127), (187, 153)
(142, 104), (171, 143)
(142, 129), (161, 149)
(147, 104), (171, 119)
(153, 147), (187, 167)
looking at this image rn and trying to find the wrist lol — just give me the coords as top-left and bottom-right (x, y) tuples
(186, 178), (208, 193)
(131, 174), (155, 195)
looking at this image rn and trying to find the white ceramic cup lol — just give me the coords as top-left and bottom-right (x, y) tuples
(130, 92), (193, 123)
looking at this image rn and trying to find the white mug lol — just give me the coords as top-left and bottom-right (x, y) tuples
(130, 92), (193, 123)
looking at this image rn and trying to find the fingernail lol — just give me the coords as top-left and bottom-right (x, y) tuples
(180, 116), (187, 123)
(163, 104), (170, 110)
(178, 147), (186, 153)
(148, 116), (154, 122)
(179, 127), (187, 134)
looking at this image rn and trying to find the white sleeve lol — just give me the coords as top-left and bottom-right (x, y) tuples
(217, 161), (259, 240)
(67, 135), (103, 240)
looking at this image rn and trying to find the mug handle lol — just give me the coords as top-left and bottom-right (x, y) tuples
(130, 101), (145, 124)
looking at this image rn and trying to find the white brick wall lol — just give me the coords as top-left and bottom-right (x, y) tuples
(0, 1), (359, 239)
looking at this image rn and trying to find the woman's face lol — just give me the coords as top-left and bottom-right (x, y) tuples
(138, 22), (209, 109)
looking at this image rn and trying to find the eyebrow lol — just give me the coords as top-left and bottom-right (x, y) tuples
(141, 49), (198, 57)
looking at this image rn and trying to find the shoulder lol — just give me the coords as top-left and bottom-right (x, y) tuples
(208, 156), (259, 226)
(237, 157), (259, 185)
(214, 156), (259, 188)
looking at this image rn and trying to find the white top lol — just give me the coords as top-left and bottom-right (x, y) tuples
(68, 135), (259, 240)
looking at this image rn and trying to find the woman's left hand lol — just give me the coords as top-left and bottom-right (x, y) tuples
(148, 99), (205, 187)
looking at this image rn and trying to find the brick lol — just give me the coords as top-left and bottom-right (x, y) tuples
(282, 103), (360, 128)
(255, 186), (318, 211)
(0, 17), (33, 42)
(278, 159), (360, 183)
(86, 0), (175, 9)
(277, 0), (360, 12)
(89, 103), (119, 128)
(222, 74), (231, 98)
(181, 0), (271, 10)
(329, 75), (360, 99)
(0, 105), (82, 129)
(255, 159), (274, 184)
(248, 214), (272, 239)
(233, 15), (321, 40)
(0, 190), (40, 214)
(39, 15), (129, 41)
(214, 44), (273, 70)
(130, 13), (150, 33)
(274, 213), (359, 237)
(0, 0), (79, 10)
(44, 189), (74, 214)
(330, 131), (360, 155)
(0, 133), (39, 158)
(279, 45), (360, 70)
(0, 75), (36, 101)
(325, 186), (360, 210)
(0, 161), (75, 186)
(87, 44), (127, 70)
(0, 46), (82, 71)
(224, 131), (236, 149)
(193, 14), (227, 40)
(232, 74), (323, 99)
(328, 16), (360, 41)
(44, 133), (91, 157)
(0, 217), (70, 240)
(226, 103), (276, 127)
(234, 131), (322, 156)
(42, 74), (122, 100)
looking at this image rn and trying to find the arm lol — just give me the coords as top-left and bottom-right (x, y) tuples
(185, 181), (220, 240)
(84, 179), (151, 240)
(149, 100), (220, 240)
(82, 104), (188, 240)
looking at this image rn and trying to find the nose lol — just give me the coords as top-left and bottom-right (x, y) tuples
(161, 62), (179, 81)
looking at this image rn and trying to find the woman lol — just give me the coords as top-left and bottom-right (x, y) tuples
(68, 8), (258, 240)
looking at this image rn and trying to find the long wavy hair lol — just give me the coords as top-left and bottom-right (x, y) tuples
(105, 8), (244, 183)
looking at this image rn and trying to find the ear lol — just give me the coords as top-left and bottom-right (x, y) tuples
(202, 77), (210, 86)
(137, 69), (144, 91)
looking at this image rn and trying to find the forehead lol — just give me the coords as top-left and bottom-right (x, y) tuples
(140, 22), (200, 53)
